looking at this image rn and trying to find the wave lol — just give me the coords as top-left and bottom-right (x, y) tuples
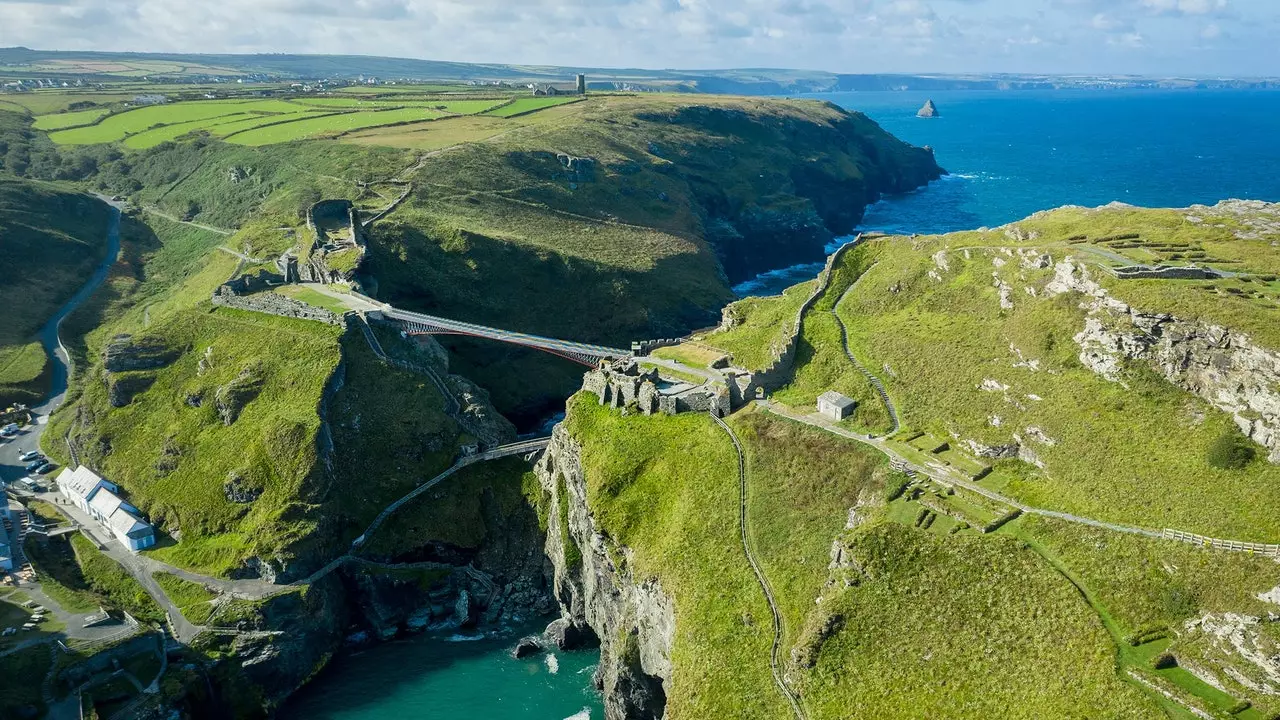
(545, 653), (560, 674)
(444, 633), (485, 642)
(731, 260), (826, 297)
(563, 709), (592, 720)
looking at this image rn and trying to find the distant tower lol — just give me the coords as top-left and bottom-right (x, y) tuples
(576, 73), (587, 94)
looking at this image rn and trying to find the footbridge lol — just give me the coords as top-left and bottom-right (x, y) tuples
(375, 306), (631, 367)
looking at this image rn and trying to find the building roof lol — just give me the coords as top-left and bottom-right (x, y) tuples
(818, 391), (856, 409)
(89, 488), (126, 519)
(58, 466), (109, 502)
(106, 507), (151, 540)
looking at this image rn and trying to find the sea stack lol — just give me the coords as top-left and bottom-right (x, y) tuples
(917, 99), (940, 118)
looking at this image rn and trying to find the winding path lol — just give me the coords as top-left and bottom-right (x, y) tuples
(711, 413), (807, 720)
(830, 277), (899, 437)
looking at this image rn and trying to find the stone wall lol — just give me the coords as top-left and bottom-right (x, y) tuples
(1110, 264), (1225, 280)
(211, 285), (344, 325)
(739, 237), (861, 398)
(582, 359), (661, 415)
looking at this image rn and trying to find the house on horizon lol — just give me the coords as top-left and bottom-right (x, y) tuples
(56, 466), (156, 552)
(533, 73), (587, 96)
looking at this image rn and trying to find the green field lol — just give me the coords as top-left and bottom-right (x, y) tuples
(225, 107), (445, 145)
(697, 281), (814, 371)
(482, 96), (583, 117)
(31, 107), (111, 130)
(153, 572), (217, 625)
(47, 99), (308, 145)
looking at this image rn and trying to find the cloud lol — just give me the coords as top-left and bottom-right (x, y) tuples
(0, 0), (1274, 76)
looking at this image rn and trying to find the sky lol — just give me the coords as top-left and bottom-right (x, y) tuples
(1, 0), (1277, 77)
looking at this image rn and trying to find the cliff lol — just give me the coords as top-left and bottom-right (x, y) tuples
(535, 422), (675, 720)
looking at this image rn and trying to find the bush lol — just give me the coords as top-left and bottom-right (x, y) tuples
(1208, 429), (1256, 470)
(1150, 652), (1177, 670)
(1227, 700), (1251, 714)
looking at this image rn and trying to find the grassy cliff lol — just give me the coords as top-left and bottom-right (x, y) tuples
(561, 201), (1280, 719)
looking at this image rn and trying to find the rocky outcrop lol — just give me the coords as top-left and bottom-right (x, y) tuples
(1045, 257), (1280, 462)
(102, 334), (178, 373)
(211, 285), (344, 325)
(917, 99), (940, 118)
(535, 424), (674, 720)
(214, 366), (264, 426)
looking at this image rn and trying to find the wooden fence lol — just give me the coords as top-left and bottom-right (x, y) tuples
(1162, 529), (1280, 558)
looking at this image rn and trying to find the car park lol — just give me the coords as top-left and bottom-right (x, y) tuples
(35, 462), (56, 475)
(24, 459), (45, 472)
(19, 450), (42, 462)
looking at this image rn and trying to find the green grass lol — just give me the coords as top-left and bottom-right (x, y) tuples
(360, 458), (536, 558)
(69, 534), (165, 623)
(833, 234), (1280, 540)
(651, 343), (725, 368)
(47, 100), (297, 145)
(565, 395), (788, 718)
(153, 573), (217, 625)
(31, 107), (111, 130)
(203, 110), (333, 138)
(697, 282), (814, 371)
(0, 645), (52, 719)
(482, 96), (583, 118)
(800, 522), (1164, 719)
(225, 108), (446, 145)
(732, 409), (888, 651)
(21, 536), (102, 614)
(0, 177), (112, 404)
(0, 342), (47, 385)
(270, 286), (350, 315)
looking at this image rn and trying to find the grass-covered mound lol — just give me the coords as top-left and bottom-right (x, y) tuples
(0, 177), (111, 405)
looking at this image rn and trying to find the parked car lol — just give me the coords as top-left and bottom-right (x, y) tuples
(24, 459), (45, 472)
(19, 450), (43, 462)
(34, 462), (56, 475)
(0, 424), (18, 437)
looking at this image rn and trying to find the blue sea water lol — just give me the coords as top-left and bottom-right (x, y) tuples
(278, 625), (604, 720)
(734, 89), (1280, 296)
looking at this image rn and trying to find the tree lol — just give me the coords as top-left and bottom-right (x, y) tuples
(1207, 428), (1256, 470)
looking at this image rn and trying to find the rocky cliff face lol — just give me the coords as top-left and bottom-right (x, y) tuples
(535, 424), (675, 720)
(1045, 257), (1280, 462)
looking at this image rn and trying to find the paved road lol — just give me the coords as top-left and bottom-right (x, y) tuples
(711, 414), (807, 720)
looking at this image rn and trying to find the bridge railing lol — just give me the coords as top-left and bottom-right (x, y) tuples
(385, 308), (629, 359)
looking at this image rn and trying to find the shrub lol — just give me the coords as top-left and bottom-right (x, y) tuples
(1150, 652), (1177, 670)
(1227, 700), (1251, 714)
(1207, 430), (1256, 470)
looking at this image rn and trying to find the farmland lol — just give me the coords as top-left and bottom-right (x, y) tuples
(26, 93), (577, 148)
(482, 95), (584, 117)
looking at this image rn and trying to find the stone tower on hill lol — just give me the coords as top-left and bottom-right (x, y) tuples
(576, 73), (587, 94)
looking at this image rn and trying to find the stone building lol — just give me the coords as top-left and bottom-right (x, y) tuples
(817, 391), (856, 421)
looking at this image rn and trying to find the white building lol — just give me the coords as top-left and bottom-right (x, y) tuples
(817, 391), (856, 421)
(56, 466), (156, 552)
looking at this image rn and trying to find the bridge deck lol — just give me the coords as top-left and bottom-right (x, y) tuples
(384, 307), (630, 361)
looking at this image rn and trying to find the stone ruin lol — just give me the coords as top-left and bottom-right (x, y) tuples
(583, 359), (661, 415)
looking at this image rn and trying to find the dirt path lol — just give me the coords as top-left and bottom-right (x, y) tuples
(140, 205), (234, 236)
(711, 413), (807, 720)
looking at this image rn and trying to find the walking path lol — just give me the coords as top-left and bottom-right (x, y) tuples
(140, 205), (234, 236)
(830, 278), (899, 437)
(711, 413), (807, 720)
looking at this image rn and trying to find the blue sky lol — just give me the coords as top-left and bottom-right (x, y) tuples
(0, 0), (1276, 76)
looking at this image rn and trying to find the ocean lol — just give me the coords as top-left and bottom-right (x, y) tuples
(733, 89), (1280, 296)
(278, 89), (1280, 717)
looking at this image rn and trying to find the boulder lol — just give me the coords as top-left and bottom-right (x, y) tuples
(511, 636), (544, 659)
(544, 617), (600, 651)
(917, 99), (940, 118)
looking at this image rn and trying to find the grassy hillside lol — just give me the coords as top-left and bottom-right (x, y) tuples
(556, 201), (1280, 718)
(0, 177), (111, 405)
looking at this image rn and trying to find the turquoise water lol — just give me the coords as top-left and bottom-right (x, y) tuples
(279, 626), (604, 720)
(735, 89), (1280, 296)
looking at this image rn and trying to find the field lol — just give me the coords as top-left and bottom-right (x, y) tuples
(482, 96), (584, 117)
(31, 107), (110, 130)
(153, 573), (217, 625)
(225, 107), (444, 145)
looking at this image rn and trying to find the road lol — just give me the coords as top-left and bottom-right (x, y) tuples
(0, 199), (123, 487)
